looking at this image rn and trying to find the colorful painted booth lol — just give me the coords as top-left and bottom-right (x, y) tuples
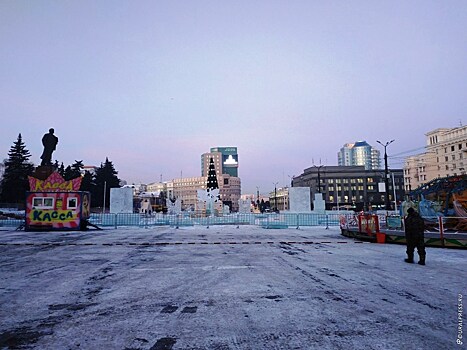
(26, 171), (90, 231)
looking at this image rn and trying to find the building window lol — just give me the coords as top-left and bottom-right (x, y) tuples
(68, 198), (78, 209)
(32, 197), (54, 209)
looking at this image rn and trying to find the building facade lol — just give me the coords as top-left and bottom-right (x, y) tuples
(268, 187), (289, 211)
(404, 126), (467, 192)
(338, 141), (381, 170)
(168, 173), (241, 212)
(293, 165), (405, 211)
(201, 147), (238, 177)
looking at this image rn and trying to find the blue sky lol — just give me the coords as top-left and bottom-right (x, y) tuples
(1, 1), (466, 194)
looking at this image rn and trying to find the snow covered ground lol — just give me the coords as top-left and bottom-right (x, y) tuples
(0, 226), (465, 349)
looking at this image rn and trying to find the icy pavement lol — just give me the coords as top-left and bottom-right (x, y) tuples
(0, 226), (465, 350)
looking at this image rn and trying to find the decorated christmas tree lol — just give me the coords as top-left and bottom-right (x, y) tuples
(207, 157), (219, 190)
(205, 157), (220, 215)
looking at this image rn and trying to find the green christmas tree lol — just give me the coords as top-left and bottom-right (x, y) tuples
(0, 134), (34, 203)
(92, 158), (121, 208)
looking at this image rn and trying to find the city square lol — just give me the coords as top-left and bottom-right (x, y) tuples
(0, 226), (464, 349)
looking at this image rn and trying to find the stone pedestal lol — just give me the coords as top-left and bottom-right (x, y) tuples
(31, 166), (55, 180)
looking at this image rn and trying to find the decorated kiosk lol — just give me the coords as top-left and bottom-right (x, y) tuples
(25, 169), (91, 231)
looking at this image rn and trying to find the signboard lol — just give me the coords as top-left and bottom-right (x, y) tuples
(378, 183), (386, 192)
(28, 172), (82, 192)
(387, 215), (402, 229)
(223, 154), (238, 167)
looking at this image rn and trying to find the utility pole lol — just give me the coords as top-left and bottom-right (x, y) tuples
(376, 139), (395, 211)
(273, 182), (279, 212)
(313, 165), (324, 193)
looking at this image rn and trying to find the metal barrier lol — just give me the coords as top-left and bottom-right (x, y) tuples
(87, 212), (345, 229)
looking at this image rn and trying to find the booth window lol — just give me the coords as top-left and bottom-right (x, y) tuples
(67, 198), (78, 209)
(32, 197), (54, 209)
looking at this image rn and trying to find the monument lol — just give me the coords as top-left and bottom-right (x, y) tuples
(40, 128), (59, 166)
(25, 129), (92, 231)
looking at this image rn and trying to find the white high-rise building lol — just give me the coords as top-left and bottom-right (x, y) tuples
(338, 141), (381, 170)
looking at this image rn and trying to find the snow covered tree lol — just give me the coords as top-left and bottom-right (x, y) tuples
(0, 134), (34, 204)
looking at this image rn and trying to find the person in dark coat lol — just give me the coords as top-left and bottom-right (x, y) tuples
(404, 207), (426, 265)
(40, 128), (59, 166)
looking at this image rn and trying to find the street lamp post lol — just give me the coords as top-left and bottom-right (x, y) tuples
(376, 139), (395, 211)
(313, 165), (324, 193)
(273, 182), (278, 212)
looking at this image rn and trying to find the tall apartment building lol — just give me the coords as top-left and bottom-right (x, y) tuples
(338, 141), (381, 170)
(404, 126), (467, 191)
(201, 147), (238, 177)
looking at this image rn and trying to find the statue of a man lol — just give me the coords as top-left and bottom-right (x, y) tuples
(40, 128), (59, 166)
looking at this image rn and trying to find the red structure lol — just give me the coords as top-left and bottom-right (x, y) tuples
(25, 170), (91, 231)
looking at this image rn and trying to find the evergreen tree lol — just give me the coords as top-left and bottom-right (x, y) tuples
(92, 158), (120, 208)
(63, 165), (73, 180)
(80, 170), (94, 193)
(63, 160), (83, 180)
(57, 162), (65, 177)
(206, 157), (219, 190)
(71, 160), (84, 177)
(0, 134), (34, 204)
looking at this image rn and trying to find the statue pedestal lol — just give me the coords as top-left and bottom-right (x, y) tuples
(32, 166), (55, 180)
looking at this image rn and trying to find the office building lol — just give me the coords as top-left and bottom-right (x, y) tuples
(293, 165), (405, 211)
(338, 141), (381, 170)
(201, 147), (238, 177)
(404, 126), (467, 191)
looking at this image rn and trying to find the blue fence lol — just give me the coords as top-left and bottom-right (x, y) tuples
(87, 212), (344, 229)
(0, 212), (345, 229)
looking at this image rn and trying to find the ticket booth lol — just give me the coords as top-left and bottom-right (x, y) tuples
(26, 170), (91, 231)
(25, 191), (91, 231)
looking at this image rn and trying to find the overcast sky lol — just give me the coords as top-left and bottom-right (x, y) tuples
(1, 1), (466, 194)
